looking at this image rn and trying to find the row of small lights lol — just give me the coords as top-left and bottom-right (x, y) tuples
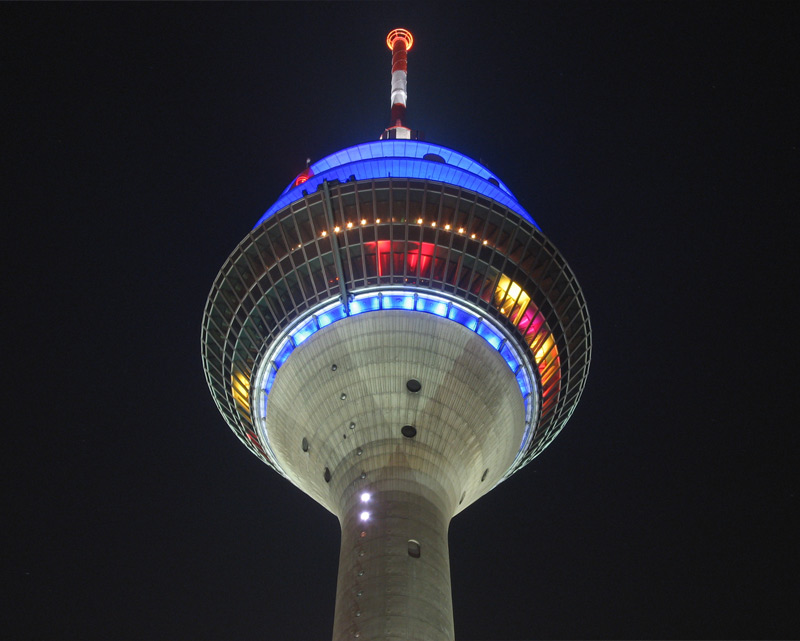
(355, 489), (372, 635)
(359, 491), (371, 522)
(337, 373), (372, 633)
(317, 218), (490, 245)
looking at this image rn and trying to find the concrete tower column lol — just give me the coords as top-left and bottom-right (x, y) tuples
(333, 479), (454, 641)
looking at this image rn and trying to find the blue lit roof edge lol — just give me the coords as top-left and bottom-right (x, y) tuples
(253, 141), (539, 230)
(288, 141), (515, 197)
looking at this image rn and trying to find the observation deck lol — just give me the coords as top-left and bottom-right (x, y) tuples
(201, 141), (591, 497)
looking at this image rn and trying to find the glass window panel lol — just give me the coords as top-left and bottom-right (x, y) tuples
(341, 191), (357, 225)
(267, 224), (289, 260)
(358, 189), (374, 219)
(318, 252), (335, 290)
(293, 209), (314, 244)
(408, 189), (423, 220)
(281, 216), (300, 250)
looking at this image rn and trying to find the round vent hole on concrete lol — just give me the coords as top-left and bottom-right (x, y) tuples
(302, 437), (309, 452)
(481, 468), (489, 482)
(324, 467), (331, 483)
(408, 539), (421, 558)
(401, 425), (417, 438)
(406, 379), (422, 393)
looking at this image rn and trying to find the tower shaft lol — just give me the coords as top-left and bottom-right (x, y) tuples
(333, 482), (454, 641)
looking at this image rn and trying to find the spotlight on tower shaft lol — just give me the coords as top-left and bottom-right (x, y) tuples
(201, 27), (591, 641)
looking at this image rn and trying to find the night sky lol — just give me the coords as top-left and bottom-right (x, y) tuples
(4, 3), (798, 640)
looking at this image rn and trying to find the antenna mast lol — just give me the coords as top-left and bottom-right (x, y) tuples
(381, 28), (421, 140)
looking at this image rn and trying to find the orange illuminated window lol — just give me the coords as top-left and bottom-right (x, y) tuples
(494, 276), (561, 411)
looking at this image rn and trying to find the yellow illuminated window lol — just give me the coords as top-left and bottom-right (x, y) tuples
(231, 368), (251, 416)
(493, 274), (562, 411)
(494, 275), (531, 323)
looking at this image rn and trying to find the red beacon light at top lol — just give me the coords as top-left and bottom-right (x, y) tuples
(293, 167), (313, 187)
(386, 28), (413, 52)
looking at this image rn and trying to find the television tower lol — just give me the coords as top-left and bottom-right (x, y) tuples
(201, 28), (591, 641)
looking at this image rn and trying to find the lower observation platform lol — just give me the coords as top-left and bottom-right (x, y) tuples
(263, 308), (529, 516)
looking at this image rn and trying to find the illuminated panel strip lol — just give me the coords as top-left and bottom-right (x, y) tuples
(254, 141), (534, 228)
(231, 369), (269, 458)
(293, 141), (514, 196)
(255, 158), (535, 229)
(231, 368), (251, 418)
(252, 289), (538, 468)
(494, 275), (561, 413)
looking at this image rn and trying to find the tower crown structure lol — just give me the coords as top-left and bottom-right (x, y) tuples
(201, 29), (591, 641)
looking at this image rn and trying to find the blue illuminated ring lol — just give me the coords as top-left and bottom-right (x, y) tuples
(252, 140), (538, 229)
(252, 288), (540, 475)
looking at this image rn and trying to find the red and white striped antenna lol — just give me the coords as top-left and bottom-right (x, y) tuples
(381, 28), (419, 140)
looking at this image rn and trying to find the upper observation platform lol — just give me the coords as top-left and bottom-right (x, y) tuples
(253, 140), (538, 229)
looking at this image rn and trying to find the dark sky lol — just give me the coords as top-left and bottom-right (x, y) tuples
(4, 3), (798, 640)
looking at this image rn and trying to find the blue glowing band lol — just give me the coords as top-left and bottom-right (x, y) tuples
(273, 340), (295, 368)
(475, 321), (504, 350)
(253, 140), (538, 229)
(317, 304), (347, 328)
(304, 141), (515, 196)
(500, 342), (520, 373)
(264, 366), (278, 392)
(292, 316), (319, 345)
(516, 368), (532, 398)
(262, 290), (534, 406)
(252, 289), (538, 474)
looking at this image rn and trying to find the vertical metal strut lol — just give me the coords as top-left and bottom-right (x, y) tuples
(322, 180), (350, 313)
